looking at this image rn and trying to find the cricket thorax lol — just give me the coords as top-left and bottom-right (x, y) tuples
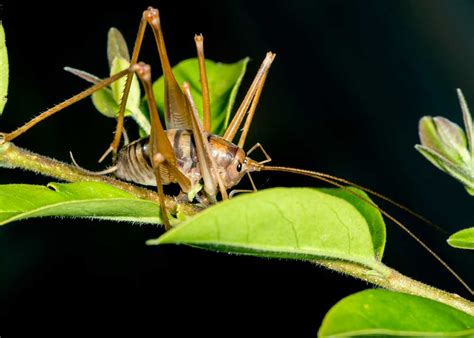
(208, 135), (247, 189)
(115, 129), (246, 189)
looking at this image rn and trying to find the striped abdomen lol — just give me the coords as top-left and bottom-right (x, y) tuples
(115, 128), (246, 189)
(115, 129), (200, 186)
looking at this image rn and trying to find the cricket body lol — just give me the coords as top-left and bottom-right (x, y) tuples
(0, 6), (275, 228)
(102, 7), (276, 213)
(115, 130), (262, 193)
(0, 7), (471, 294)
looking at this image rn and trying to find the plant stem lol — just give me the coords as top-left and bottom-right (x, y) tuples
(2, 141), (472, 315)
(316, 259), (474, 316)
(0, 141), (200, 216)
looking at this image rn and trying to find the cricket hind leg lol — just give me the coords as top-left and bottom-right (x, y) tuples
(223, 52), (275, 144)
(134, 62), (193, 230)
(0, 68), (131, 145)
(101, 7), (195, 162)
(99, 10), (148, 163)
(144, 7), (193, 131)
(194, 34), (212, 133)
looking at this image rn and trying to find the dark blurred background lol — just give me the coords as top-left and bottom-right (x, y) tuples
(0, 0), (473, 336)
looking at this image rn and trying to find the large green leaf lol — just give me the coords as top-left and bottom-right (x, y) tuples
(318, 289), (474, 337)
(152, 58), (249, 135)
(0, 22), (8, 114)
(321, 187), (386, 259)
(448, 227), (474, 250)
(152, 187), (383, 270)
(0, 182), (164, 226)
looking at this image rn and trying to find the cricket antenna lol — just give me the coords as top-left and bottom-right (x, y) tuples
(260, 165), (473, 295)
(296, 170), (445, 233)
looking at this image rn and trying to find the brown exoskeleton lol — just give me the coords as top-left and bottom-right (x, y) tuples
(0, 7), (471, 294)
(0, 7), (272, 231)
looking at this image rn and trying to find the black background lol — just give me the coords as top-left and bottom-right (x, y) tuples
(1, 0), (473, 336)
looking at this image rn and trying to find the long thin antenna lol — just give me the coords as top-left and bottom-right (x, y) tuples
(261, 165), (473, 295)
(301, 171), (444, 233)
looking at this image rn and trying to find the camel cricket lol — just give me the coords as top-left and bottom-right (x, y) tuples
(0, 7), (471, 295)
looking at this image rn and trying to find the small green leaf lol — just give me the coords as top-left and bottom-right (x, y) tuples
(151, 187), (382, 270)
(88, 27), (150, 134)
(417, 94), (474, 195)
(415, 143), (447, 171)
(321, 187), (386, 259)
(415, 145), (474, 190)
(419, 116), (468, 165)
(91, 88), (119, 118)
(318, 289), (474, 337)
(448, 227), (474, 250)
(107, 27), (130, 67)
(457, 89), (474, 159)
(151, 58), (249, 135)
(0, 182), (164, 226)
(0, 22), (9, 115)
(419, 116), (447, 158)
(91, 85), (151, 134)
(110, 57), (150, 133)
(110, 57), (140, 112)
(434, 116), (469, 164)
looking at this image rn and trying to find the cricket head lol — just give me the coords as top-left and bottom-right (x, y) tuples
(209, 136), (264, 189)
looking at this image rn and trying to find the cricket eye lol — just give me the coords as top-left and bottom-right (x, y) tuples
(236, 163), (242, 172)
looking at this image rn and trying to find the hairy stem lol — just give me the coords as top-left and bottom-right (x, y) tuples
(0, 141), (200, 216)
(1, 142), (472, 315)
(316, 259), (474, 316)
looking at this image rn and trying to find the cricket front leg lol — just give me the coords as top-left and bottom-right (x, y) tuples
(182, 82), (228, 202)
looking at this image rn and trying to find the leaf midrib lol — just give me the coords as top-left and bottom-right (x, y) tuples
(0, 197), (157, 225)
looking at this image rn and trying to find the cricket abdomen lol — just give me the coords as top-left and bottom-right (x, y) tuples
(115, 129), (199, 186)
(115, 129), (245, 189)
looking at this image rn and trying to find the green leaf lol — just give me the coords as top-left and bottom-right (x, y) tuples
(91, 88), (119, 118)
(0, 22), (9, 115)
(86, 27), (150, 134)
(110, 57), (139, 111)
(107, 27), (130, 68)
(89, 60), (150, 133)
(109, 57), (150, 133)
(415, 144), (474, 190)
(151, 58), (249, 135)
(448, 227), (474, 250)
(0, 182), (164, 226)
(415, 143), (448, 172)
(321, 187), (386, 259)
(457, 89), (474, 159)
(318, 289), (474, 337)
(419, 116), (447, 158)
(151, 187), (382, 271)
(434, 117), (469, 164)
(418, 116), (469, 165)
